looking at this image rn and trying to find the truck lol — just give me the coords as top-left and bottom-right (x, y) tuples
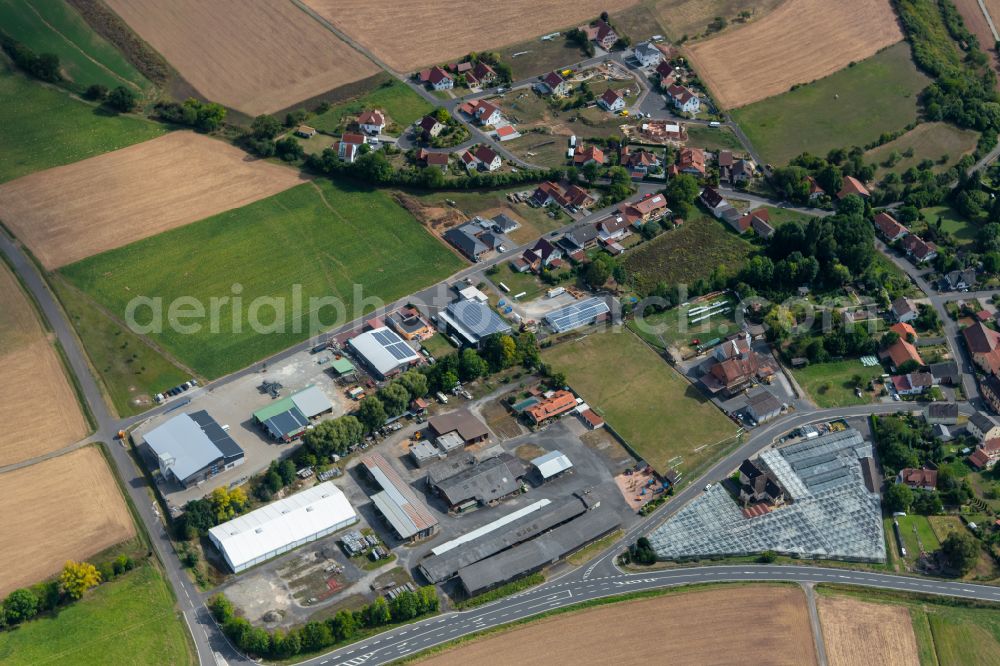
(547, 287), (566, 298)
(436, 391), (449, 404)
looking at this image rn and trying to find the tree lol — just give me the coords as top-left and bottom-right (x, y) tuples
(481, 334), (517, 372)
(940, 530), (980, 575)
(396, 369), (428, 398)
(581, 161), (600, 184)
(354, 151), (394, 183)
(379, 382), (410, 416)
(327, 609), (357, 641)
(584, 259), (611, 289)
(3, 588), (38, 624)
(364, 596), (392, 627)
(243, 627), (272, 657)
(300, 621), (333, 652)
(59, 561), (101, 599)
(251, 114), (282, 139)
(275, 137), (304, 162)
(389, 590), (419, 621)
(758, 550), (777, 563)
(84, 84), (108, 101)
(884, 482), (914, 513)
(358, 396), (387, 432)
(458, 348), (488, 381)
(278, 459), (297, 486)
(665, 173), (700, 205)
(107, 86), (138, 112)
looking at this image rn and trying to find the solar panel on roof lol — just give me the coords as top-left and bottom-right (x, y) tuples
(545, 297), (610, 333)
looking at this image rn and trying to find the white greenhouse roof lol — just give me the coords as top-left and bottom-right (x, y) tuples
(208, 482), (356, 570)
(531, 450), (573, 479)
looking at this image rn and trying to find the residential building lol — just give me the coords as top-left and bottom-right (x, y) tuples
(573, 144), (605, 166)
(676, 147), (706, 176)
(891, 321), (917, 341)
(656, 60), (675, 81)
(929, 361), (959, 386)
(737, 458), (785, 505)
(388, 306), (434, 341)
(358, 109), (385, 135)
(416, 148), (449, 171)
(624, 193), (669, 225)
(639, 119), (686, 144)
(417, 115), (444, 138)
(969, 439), (1000, 470)
(665, 83), (700, 113)
(423, 66), (454, 90)
(900, 235), (938, 263)
(717, 150), (734, 181)
(739, 208), (774, 238)
(982, 374), (1000, 413)
(891, 297), (917, 323)
(879, 338), (924, 371)
(896, 468), (937, 491)
(806, 176), (824, 200)
(939, 268), (977, 292)
(538, 70), (570, 96)
(968, 411), (1000, 442)
(837, 176), (870, 199)
(620, 147), (662, 177)
(336, 132), (366, 163)
(473, 145), (502, 171)
(598, 88), (626, 112)
(891, 372), (933, 396)
(558, 224), (600, 252)
(584, 19), (619, 50)
(495, 125), (519, 141)
(632, 40), (662, 67)
(963, 321), (1000, 375)
(731, 159), (754, 184)
(525, 390), (578, 424)
(596, 215), (630, 243)
(873, 212), (908, 242)
(700, 332), (767, 397)
(700, 186), (729, 217)
(443, 224), (488, 261)
(926, 402), (959, 425)
(518, 238), (562, 272)
(471, 61), (496, 85)
(491, 213), (519, 233)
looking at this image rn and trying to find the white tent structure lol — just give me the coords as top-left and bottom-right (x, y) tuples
(531, 450), (573, 480)
(208, 482), (357, 572)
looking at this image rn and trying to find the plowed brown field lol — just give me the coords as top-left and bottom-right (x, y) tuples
(818, 595), (920, 666)
(417, 585), (817, 665)
(0, 263), (86, 467)
(0, 446), (135, 596)
(103, 0), (381, 115)
(303, 0), (638, 72)
(0, 131), (307, 269)
(685, 0), (903, 108)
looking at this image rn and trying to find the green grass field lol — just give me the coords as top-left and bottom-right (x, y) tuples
(685, 125), (744, 152)
(60, 180), (464, 379)
(629, 295), (740, 352)
(51, 276), (189, 417)
(732, 43), (931, 166)
(624, 211), (754, 294)
(311, 79), (433, 133)
(0, 66), (165, 183)
(0, 563), (193, 665)
(867, 121), (978, 180)
(420, 333), (457, 359)
(542, 328), (737, 475)
(792, 359), (880, 408)
(921, 204), (977, 245)
(0, 0), (150, 93)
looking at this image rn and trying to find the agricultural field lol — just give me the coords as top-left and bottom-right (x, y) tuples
(0, 446), (136, 596)
(0, 261), (87, 467)
(0, 562), (193, 665)
(731, 43), (930, 166)
(792, 359), (880, 409)
(624, 211), (754, 294)
(103, 0), (381, 115)
(0, 131), (307, 269)
(817, 595), (919, 666)
(923, 603), (1000, 665)
(0, 66), (164, 183)
(60, 181), (465, 379)
(51, 276), (189, 417)
(651, 0), (786, 40)
(0, 0), (151, 93)
(542, 328), (737, 475)
(867, 122), (979, 180)
(686, 0), (904, 109)
(311, 78), (434, 133)
(303, 0), (638, 71)
(416, 585), (815, 665)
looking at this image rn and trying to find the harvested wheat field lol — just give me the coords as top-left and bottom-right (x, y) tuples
(0, 131), (307, 269)
(103, 0), (380, 115)
(818, 595), (919, 666)
(652, 0), (786, 40)
(0, 263), (86, 467)
(685, 0), (903, 108)
(417, 585), (816, 665)
(0, 446), (135, 596)
(304, 0), (638, 72)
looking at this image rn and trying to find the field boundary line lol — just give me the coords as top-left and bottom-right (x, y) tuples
(978, 0), (1000, 41)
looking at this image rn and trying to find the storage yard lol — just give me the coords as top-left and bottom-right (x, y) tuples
(0, 446), (136, 596)
(102, 0), (381, 115)
(416, 585), (817, 665)
(0, 132), (307, 269)
(0, 261), (86, 467)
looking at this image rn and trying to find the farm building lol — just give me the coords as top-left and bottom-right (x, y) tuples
(208, 482), (357, 573)
(426, 453), (526, 511)
(361, 452), (439, 542)
(252, 385), (334, 442)
(746, 390), (782, 424)
(925, 402), (959, 425)
(437, 298), (511, 347)
(531, 450), (573, 481)
(348, 326), (421, 379)
(142, 411), (244, 488)
(428, 408), (490, 445)
(525, 390), (578, 425)
(544, 297), (611, 333)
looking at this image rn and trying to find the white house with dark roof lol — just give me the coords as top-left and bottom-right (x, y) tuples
(598, 88), (626, 113)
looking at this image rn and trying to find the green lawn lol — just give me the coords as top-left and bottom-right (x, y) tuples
(921, 204), (977, 245)
(0, 66), (165, 183)
(421, 333), (457, 359)
(629, 294), (740, 352)
(760, 206), (819, 227)
(732, 43), (931, 166)
(685, 124), (744, 152)
(792, 359), (880, 408)
(51, 276), (189, 417)
(624, 211), (754, 294)
(311, 79), (433, 133)
(60, 180), (465, 379)
(0, 563), (193, 665)
(886, 515), (940, 569)
(867, 121), (978, 180)
(542, 328), (737, 475)
(0, 0), (150, 93)
(492, 266), (547, 300)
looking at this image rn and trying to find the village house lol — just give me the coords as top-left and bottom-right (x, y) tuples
(623, 193), (670, 226)
(806, 175), (825, 201)
(900, 234), (937, 264)
(336, 132), (366, 163)
(515, 238), (563, 273)
(665, 83), (700, 114)
(939, 268), (977, 292)
(731, 159), (754, 184)
(530, 181), (594, 209)
(473, 145), (502, 171)
(417, 115), (444, 138)
(656, 60), (675, 83)
(358, 109), (386, 135)
(873, 211), (909, 243)
(469, 62), (496, 86)
(420, 66), (454, 90)
(700, 332), (770, 397)
(970, 438), (1000, 470)
(620, 147), (662, 178)
(963, 321), (1000, 376)
(926, 402), (959, 425)
(896, 467), (938, 491)
(700, 186), (730, 218)
(982, 374), (1000, 414)
(890, 372), (933, 396)
(638, 120), (686, 144)
(525, 390), (578, 424)
(598, 88), (626, 113)
(573, 144), (605, 166)
(674, 147), (705, 176)
(416, 148), (450, 171)
(738, 458), (786, 505)
(738, 208), (774, 238)
(495, 125), (519, 141)
(537, 70), (570, 96)
(879, 337), (924, 371)
(595, 215), (630, 244)
(459, 99), (503, 126)
(717, 150), (734, 181)
(632, 40), (662, 67)
(583, 19), (619, 50)
(968, 411), (1000, 442)
(890, 297), (917, 323)
(558, 224), (601, 253)
(929, 361), (959, 386)
(837, 175), (870, 199)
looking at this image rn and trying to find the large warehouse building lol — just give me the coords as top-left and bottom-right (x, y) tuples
(208, 482), (357, 573)
(142, 411), (244, 488)
(348, 326), (421, 379)
(252, 385), (335, 442)
(361, 452), (439, 542)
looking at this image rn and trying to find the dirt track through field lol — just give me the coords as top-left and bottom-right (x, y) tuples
(417, 585), (816, 665)
(303, 0), (638, 71)
(0, 131), (307, 269)
(0, 446), (136, 596)
(103, 0), (381, 115)
(0, 263), (86, 467)
(818, 595), (920, 666)
(685, 0), (903, 108)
